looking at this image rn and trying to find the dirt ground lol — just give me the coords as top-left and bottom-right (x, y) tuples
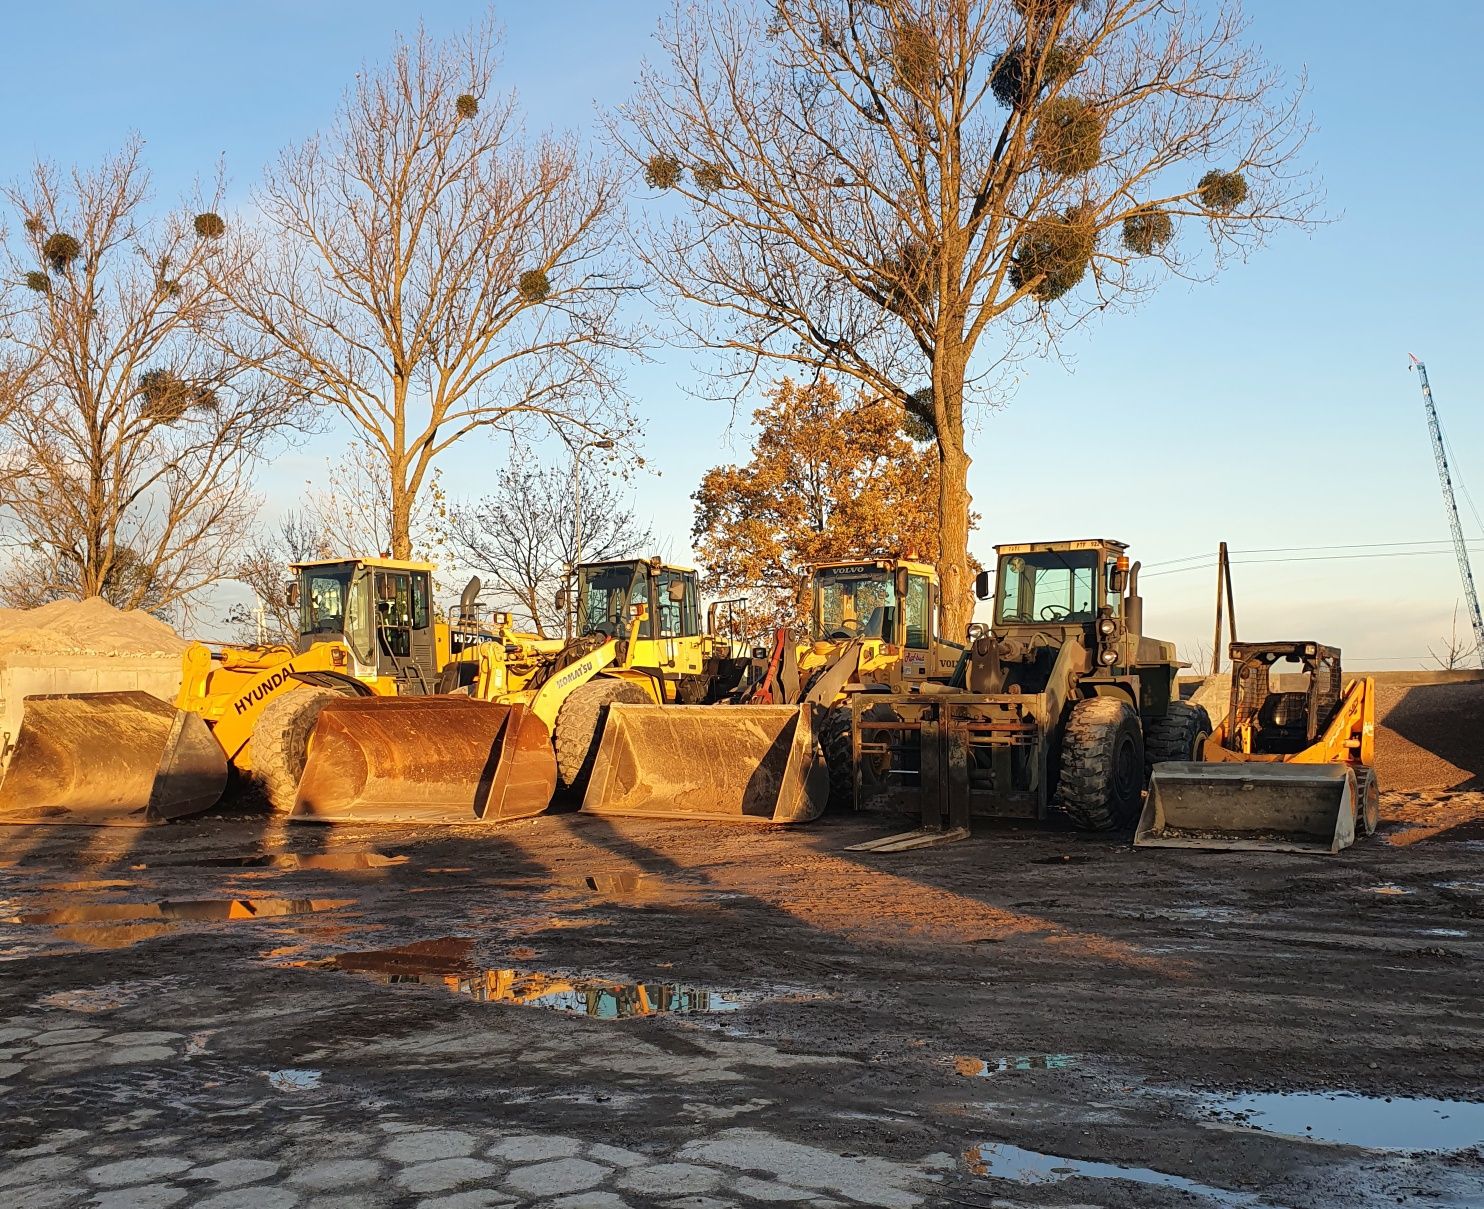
(2, 771), (1483, 1209)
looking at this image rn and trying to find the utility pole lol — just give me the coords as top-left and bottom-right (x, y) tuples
(1211, 542), (1235, 676)
(1410, 356), (1484, 665)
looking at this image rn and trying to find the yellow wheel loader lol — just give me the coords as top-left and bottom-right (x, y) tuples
(291, 557), (756, 825)
(0, 557), (495, 826)
(579, 557), (965, 824)
(845, 540), (1205, 851)
(1136, 641), (1378, 853)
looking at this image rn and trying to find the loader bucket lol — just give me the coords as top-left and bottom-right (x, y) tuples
(580, 704), (826, 824)
(1136, 761), (1357, 854)
(291, 697), (555, 825)
(0, 692), (228, 827)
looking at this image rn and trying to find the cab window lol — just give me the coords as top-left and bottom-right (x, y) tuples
(375, 571), (413, 657)
(302, 569), (351, 635)
(655, 570), (701, 638)
(997, 551), (1097, 623)
(904, 574), (931, 649)
(628, 574), (652, 639)
(411, 572), (431, 630)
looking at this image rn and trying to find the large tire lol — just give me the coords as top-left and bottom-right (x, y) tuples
(1143, 701), (1212, 776)
(1355, 767), (1380, 837)
(554, 678), (651, 793)
(250, 686), (341, 813)
(1056, 697), (1145, 831)
(819, 706), (855, 813)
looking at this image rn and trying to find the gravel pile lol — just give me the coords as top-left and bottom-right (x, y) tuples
(1373, 680), (1483, 792)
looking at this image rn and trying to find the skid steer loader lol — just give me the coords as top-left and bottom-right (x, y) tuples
(580, 557), (964, 824)
(292, 557), (754, 825)
(0, 557), (496, 826)
(1136, 641), (1378, 853)
(845, 539), (1208, 851)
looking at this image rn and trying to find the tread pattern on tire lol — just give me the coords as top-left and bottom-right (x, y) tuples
(554, 677), (651, 792)
(1056, 696), (1144, 832)
(250, 685), (340, 813)
(819, 706), (854, 813)
(1143, 700), (1212, 774)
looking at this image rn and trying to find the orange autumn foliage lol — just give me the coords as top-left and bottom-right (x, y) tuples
(692, 378), (947, 632)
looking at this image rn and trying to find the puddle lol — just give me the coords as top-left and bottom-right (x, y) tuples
(308, 937), (749, 1017)
(1437, 881), (1484, 894)
(1366, 883), (1414, 896)
(956, 1054), (1074, 1076)
(1423, 928), (1469, 939)
(265, 1069), (322, 1092)
(965, 1142), (1262, 1205)
(136, 853), (406, 870)
(8, 898), (354, 925)
(1204, 1092), (1484, 1151)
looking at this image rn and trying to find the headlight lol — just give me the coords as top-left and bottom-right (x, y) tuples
(1097, 618), (1117, 637)
(1099, 648), (1118, 666)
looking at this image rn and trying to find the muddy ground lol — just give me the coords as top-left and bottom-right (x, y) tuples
(2, 777), (1483, 1209)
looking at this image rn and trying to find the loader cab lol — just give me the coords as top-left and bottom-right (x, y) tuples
(575, 559), (703, 643)
(1227, 641), (1344, 756)
(292, 557), (441, 693)
(811, 560), (938, 647)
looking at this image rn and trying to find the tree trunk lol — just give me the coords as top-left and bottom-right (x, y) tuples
(389, 466), (413, 560)
(934, 354), (973, 642)
(937, 434), (972, 642)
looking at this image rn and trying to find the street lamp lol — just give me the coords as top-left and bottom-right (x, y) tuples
(565, 435), (615, 639)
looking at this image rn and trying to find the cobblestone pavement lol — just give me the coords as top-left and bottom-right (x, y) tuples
(3, 799), (1483, 1207)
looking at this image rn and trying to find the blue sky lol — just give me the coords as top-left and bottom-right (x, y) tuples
(2, 2), (1480, 665)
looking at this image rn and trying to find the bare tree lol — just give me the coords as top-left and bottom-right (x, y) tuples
(448, 454), (653, 635)
(226, 511), (323, 645)
(224, 18), (638, 560)
(0, 139), (310, 621)
(619, 0), (1317, 635)
(1428, 602), (1480, 672)
(297, 439), (453, 565)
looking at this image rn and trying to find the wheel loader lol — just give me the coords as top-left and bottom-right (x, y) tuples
(845, 539), (1208, 850)
(0, 557), (494, 826)
(579, 557), (965, 824)
(290, 557), (760, 825)
(1136, 641), (1378, 853)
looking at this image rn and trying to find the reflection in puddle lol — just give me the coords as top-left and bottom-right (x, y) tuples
(956, 1054), (1074, 1077)
(965, 1142), (1261, 1205)
(1204, 1092), (1484, 1151)
(37, 977), (183, 1013)
(9, 899), (354, 925)
(137, 853), (406, 871)
(1366, 883), (1414, 896)
(312, 937), (748, 1017)
(1423, 928), (1469, 939)
(265, 1069), (322, 1092)
(1437, 881), (1484, 894)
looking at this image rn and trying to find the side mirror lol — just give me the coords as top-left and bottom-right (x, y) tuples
(376, 575), (398, 601)
(284, 581), (300, 608)
(667, 579), (687, 603)
(1110, 569), (1127, 595)
(974, 569), (992, 601)
(966, 622), (988, 643)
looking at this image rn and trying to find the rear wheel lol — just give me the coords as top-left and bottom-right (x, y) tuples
(1143, 701), (1212, 776)
(1355, 767), (1380, 836)
(554, 678), (651, 793)
(1056, 697), (1144, 831)
(250, 686), (341, 813)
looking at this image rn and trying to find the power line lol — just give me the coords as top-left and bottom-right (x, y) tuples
(1143, 538), (1465, 571)
(1142, 544), (1484, 578)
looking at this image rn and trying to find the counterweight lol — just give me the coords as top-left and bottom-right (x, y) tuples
(1410, 356), (1484, 664)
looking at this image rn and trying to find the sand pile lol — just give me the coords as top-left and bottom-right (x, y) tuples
(0, 597), (188, 659)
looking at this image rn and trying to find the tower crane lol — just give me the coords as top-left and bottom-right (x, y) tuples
(1409, 355), (1484, 665)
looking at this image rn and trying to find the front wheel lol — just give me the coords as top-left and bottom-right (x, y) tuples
(1143, 700), (1212, 776)
(250, 686), (341, 813)
(1354, 767), (1380, 836)
(1056, 697), (1145, 831)
(554, 678), (651, 793)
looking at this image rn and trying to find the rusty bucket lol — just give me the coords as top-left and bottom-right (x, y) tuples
(580, 703), (826, 824)
(291, 696), (556, 825)
(0, 692), (228, 826)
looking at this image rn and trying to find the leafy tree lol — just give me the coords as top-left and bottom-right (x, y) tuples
(692, 377), (950, 632)
(621, 0), (1317, 637)
(448, 455), (653, 636)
